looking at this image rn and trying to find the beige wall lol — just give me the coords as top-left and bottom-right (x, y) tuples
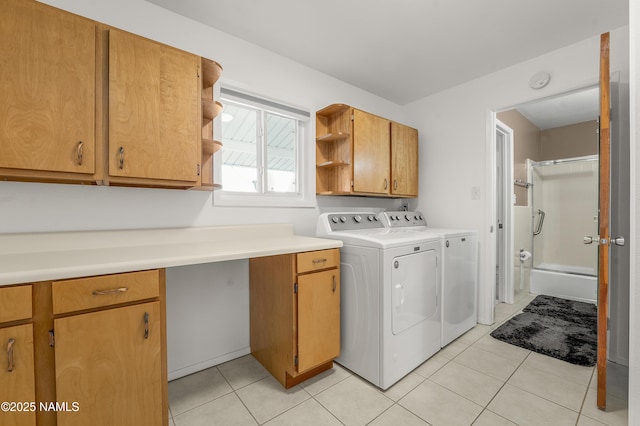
(496, 110), (541, 206)
(540, 120), (598, 160)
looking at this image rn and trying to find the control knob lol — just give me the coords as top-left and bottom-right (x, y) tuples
(340, 216), (347, 223)
(354, 215), (362, 223)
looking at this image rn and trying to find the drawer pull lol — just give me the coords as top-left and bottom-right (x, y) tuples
(92, 287), (128, 296)
(143, 312), (149, 339)
(7, 338), (15, 372)
(312, 258), (328, 265)
(332, 275), (336, 293)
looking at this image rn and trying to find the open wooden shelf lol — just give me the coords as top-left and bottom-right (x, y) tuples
(202, 99), (223, 121)
(199, 57), (223, 190)
(316, 132), (350, 143)
(202, 138), (223, 155)
(316, 161), (349, 168)
(201, 58), (223, 87)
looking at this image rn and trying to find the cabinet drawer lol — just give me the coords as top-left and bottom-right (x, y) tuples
(0, 285), (32, 323)
(297, 249), (339, 274)
(52, 270), (160, 315)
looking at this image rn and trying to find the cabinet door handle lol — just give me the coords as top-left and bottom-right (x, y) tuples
(384, 178), (388, 190)
(7, 338), (15, 372)
(92, 287), (128, 296)
(312, 258), (328, 265)
(76, 141), (84, 166)
(393, 179), (398, 190)
(118, 146), (125, 169)
(144, 312), (149, 339)
(332, 275), (336, 293)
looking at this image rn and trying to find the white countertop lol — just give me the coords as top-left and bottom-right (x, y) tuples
(0, 224), (342, 286)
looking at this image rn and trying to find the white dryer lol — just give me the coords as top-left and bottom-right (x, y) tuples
(379, 211), (479, 347)
(317, 212), (441, 390)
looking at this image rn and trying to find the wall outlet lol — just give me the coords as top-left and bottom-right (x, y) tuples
(471, 186), (481, 200)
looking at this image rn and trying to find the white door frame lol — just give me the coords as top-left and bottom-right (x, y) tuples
(495, 119), (515, 304)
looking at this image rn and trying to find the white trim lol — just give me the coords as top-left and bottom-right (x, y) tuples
(496, 119), (515, 304)
(213, 87), (315, 208)
(481, 110), (497, 325)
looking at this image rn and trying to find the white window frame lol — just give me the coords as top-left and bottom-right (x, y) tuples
(213, 86), (314, 207)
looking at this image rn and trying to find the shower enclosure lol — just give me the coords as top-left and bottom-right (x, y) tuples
(529, 155), (598, 303)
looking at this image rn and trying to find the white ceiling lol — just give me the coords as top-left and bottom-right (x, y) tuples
(147, 0), (627, 106)
(515, 86), (600, 130)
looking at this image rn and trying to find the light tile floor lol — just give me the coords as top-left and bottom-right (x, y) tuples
(168, 292), (629, 425)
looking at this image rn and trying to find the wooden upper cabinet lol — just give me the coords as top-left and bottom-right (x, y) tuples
(316, 104), (417, 198)
(0, 0), (96, 178)
(391, 122), (419, 197)
(353, 109), (391, 195)
(108, 28), (200, 185)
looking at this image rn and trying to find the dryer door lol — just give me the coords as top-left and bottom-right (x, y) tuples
(391, 249), (438, 335)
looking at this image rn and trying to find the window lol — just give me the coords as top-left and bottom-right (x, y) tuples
(215, 87), (312, 207)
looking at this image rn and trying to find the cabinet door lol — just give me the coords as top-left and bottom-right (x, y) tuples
(391, 122), (419, 197)
(353, 109), (390, 194)
(0, 0), (95, 175)
(0, 324), (36, 426)
(297, 269), (340, 372)
(109, 29), (200, 183)
(55, 302), (162, 426)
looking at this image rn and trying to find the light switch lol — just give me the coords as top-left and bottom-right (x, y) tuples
(471, 186), (481, 200)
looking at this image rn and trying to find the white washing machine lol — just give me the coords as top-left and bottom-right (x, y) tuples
(316, 212), (441, 390)
(379, 211), (479, 348)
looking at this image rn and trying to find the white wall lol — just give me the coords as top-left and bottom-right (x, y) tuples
(10, 0), (407, 379)
(404, 27), (629, 327)
(7, 3), (636, 410)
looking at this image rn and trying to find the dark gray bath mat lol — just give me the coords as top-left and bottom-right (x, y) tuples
(490, 295), (597, 366)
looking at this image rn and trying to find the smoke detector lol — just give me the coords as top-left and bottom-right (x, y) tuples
(529, 72), (551, 89)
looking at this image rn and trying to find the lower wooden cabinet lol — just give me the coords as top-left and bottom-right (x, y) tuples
(249, 249), (340, 388)
(0, 270), (167, 426)
(0, 323), (36, 426)
(54, 302), (163, 426)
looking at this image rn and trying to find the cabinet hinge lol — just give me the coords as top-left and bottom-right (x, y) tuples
(49, 329), (55, 347)
(294, 283), (298, 294)
(294, 355), (298, 367)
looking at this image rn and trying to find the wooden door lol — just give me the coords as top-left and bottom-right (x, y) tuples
(54, 302), (163, 426)
(596, 32), (610, 410)
(0, 324), (36, 426)
(0, 0), (95, 174)
(391, 122), (419, 197)
(297, 269), (340, 372)
(353, 109), (390, 194)
(109, 29), (200, 183)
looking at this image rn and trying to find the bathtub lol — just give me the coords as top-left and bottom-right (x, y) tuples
(530, 263), (597, 304)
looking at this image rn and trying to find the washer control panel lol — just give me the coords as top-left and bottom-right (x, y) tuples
(379, 211), (427, 228)
(326, 213), (383, 231)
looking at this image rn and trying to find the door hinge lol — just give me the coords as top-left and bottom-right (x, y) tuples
(294, 283), (298, 294)
(49, 329), (55, 347)
(294, 355), (298, 367)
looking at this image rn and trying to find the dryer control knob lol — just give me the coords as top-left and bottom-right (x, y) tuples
(405, 214), (411, 221)
(354, 215), (362, 223)
(331, 217), (339, 224)
(340, 216), (347, 223)
(367, 215), (374, 221)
